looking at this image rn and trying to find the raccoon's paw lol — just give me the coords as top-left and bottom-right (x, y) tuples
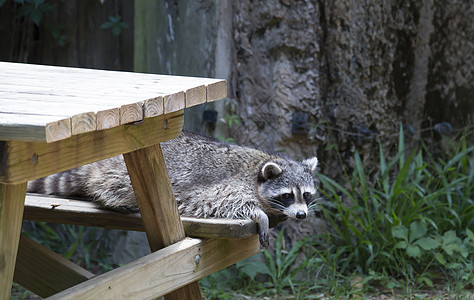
(259, 227), (269, 249)
(253, 209), (270, 249)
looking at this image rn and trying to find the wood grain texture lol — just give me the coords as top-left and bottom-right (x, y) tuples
(0, 62), (227, 143)
(96, 108), (120, 130)
(163, 92), (185, 114)
(0, 111), (184, 184)
(123, 144), (202, 299)
(0, 113), (62, 141)
(22, 194), (258, 238)
(206, 80), (228, 102)
(185, 85), (206, 107)
(46, 236), (259, 300)
(45, 117), (72, 143)
(71, 112), (97, 135)
(0, 96), (116, 115)
(120, 102), (144, 124)
(143, 96), (164, 118)
(123, 144), (185, 249)
(0, 183), (27, 300)
(14, 235), (94, 298)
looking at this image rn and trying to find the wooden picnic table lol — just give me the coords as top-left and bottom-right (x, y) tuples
(0, 62), (259, 300)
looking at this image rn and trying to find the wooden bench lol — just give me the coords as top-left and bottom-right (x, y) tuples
(0, 62), (260, 300)
(15, 194), (258, 298)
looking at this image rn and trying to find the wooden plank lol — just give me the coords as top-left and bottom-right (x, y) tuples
(0, 182), (27, 300)
(0, 110), (184, 184)
(22, 194), (258, 239)
(120, 102), (144, 124)
(0, 62), (227, 142)
(182, 217), (257, 239)
(23, 194), (144, 230)
(71, 112), (96, 135)
(163, 92), (185, 114)
(46, 236), (260, 300)
(143, 96), (164, 118)
(14, 235), (94, 298)
(0, 64), (225, 91)
(207, 80), (228, 102)
(0, 65), (225, 94)
(44, 118), (72, 142)
(0, 95), (124, 113)
(0, 83), (189, 107)
(96, 108), (120, 130)
(0, 65), (225, 93)
(185, 85), (206, 107)
(0, 113), (63, 142)
(123, 144), (202, 299)
(0, 63), (226, 104)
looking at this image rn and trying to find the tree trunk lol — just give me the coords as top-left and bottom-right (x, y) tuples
(232, 0), (473, 179)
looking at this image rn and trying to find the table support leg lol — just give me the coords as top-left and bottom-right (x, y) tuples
(0, 183), (27, 300)
(123, 144), (202, 300)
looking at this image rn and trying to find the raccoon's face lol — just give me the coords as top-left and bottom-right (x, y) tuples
(257, 157), (318, 220)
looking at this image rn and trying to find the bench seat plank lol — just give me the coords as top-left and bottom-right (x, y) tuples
(24, 194), (257, 239)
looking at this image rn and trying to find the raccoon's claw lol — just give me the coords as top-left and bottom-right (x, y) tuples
(259, 229), (269, 249)
(253, 209), (270, 249)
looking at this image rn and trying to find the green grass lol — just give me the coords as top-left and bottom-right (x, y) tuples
(313, 128), (473, 294)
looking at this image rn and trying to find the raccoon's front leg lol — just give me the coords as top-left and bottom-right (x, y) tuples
(252, 209), (270, 249)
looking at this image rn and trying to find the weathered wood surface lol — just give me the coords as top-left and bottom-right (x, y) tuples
(14, 235), (94, 298)
(0, 62), (227, 142)
(46, 236), (260, 300)
(23, 194), (257, 239)
(0, 110), (183, 184)
(0, 183), (27, 300)
(123, 144), (203, 299)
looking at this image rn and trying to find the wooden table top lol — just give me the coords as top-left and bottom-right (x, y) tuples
(0, 62), (226, 143)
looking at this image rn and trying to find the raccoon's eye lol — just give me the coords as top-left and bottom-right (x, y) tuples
(303, 192), (313, 201)
(281, 193), (292, 200)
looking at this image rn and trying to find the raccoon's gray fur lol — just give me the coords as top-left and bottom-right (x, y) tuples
(28, 131), (318, 248)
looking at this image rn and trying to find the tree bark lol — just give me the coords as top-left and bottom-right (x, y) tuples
(232, 0), (473, 179)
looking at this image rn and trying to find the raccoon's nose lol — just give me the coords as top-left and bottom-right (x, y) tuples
(296, 211), (306, 219)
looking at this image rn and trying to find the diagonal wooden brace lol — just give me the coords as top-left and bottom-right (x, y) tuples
(14, 235), (94, 298)
(123, 143), (202, 299)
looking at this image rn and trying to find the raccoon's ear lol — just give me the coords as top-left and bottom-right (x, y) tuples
(302, 157), (318, 172)
(260, 162), (283, 180)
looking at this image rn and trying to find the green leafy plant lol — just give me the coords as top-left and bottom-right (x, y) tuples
(217, 99), (241, 143)
(315, 126), (473, 293)
(199, 268), (237, 300)
(304, 241), (355, 298)
(15, 0), (52, 25)
(258, 230), (307, 296)
(392, 221), (440, 260)
(23, 221), (116, 270)
(100, 15), (129, 36)
(201, 230), (311, 298)
(51, 24), (66, 47)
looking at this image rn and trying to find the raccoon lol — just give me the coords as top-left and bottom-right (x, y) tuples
(28, 131), (319, 248)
